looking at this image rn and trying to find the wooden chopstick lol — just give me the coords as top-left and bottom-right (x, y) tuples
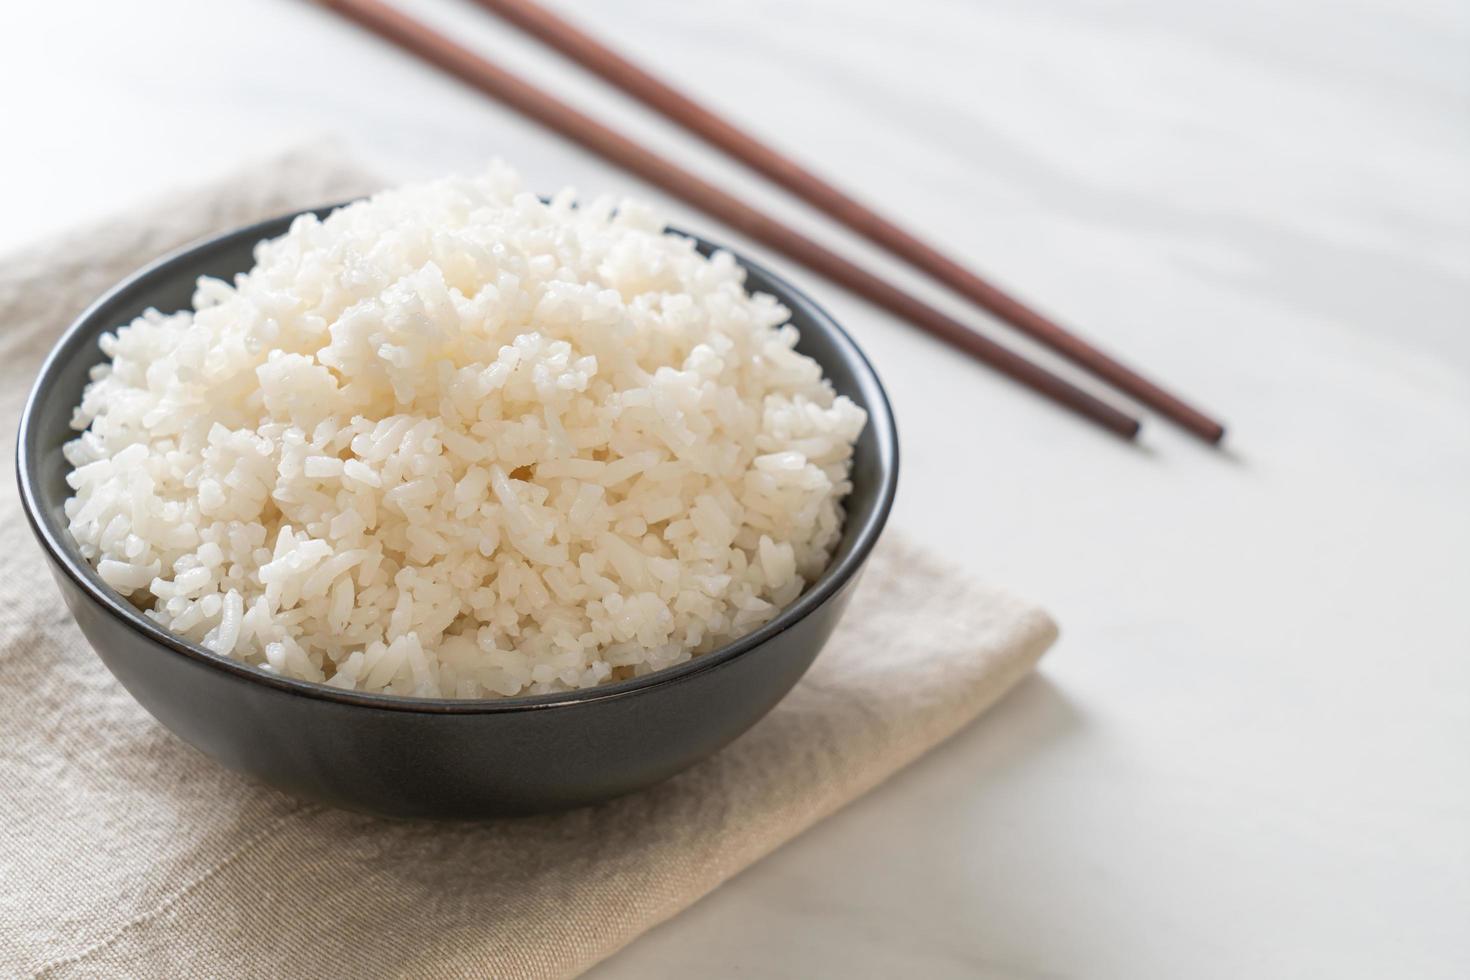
(466, 0), (1225, 445)
(314, 0), (1142, 440)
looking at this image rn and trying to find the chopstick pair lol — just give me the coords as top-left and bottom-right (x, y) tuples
(313, 0), (1224, 444)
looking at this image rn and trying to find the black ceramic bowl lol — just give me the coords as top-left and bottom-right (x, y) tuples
(16, 205), (898, 818)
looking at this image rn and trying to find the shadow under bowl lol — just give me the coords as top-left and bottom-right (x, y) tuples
(15, 205), (899, 818)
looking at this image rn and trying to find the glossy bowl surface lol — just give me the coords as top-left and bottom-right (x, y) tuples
(16, 205), (898, 817)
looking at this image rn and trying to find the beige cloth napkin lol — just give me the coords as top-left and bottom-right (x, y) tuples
(0, 148), (1057, 979)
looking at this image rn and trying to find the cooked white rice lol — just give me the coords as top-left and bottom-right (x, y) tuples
(62, 164), (866, 698)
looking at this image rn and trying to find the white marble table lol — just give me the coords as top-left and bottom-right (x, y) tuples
(5, 0), (1466, 975)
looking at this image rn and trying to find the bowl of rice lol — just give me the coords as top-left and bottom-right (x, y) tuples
(16, 167), (897, 817)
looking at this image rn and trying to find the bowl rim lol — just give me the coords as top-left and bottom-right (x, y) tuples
(16, 203), (899, 715)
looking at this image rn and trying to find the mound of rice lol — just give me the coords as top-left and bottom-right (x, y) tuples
(62, 164), (866, 698)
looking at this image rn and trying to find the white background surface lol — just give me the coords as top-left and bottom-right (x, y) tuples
(5, 0), (1468, 976)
